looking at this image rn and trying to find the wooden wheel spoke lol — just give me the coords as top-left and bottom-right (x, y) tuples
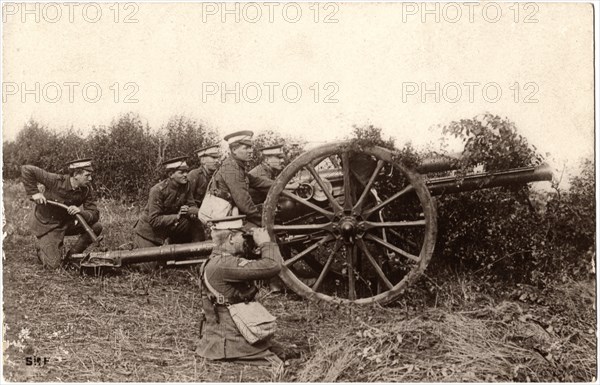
(362, 219), (426, 229)
(273, 223), (332, 233)
(357, 239), (394, 290)
(363, 184), (414, 217)
(346, 244), (357, 300)
(306, 164), (343, 212)
(365, 234), (420, 262)
(388, 228), (419, 249)
(353, 160), (385, 211)
(311, 239), (342, 292)
(284, 234), (334, 267)
(281, 190), (334, 219)
(341, 151), (353, 210)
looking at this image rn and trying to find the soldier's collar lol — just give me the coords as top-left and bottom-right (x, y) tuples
(167, 178), (185, 189)
(230, 155), (248, 169)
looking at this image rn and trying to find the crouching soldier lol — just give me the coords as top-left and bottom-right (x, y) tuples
(133, 156), (203, 270)
(21, 159), (103, 269)
(196, 215), (294, 366)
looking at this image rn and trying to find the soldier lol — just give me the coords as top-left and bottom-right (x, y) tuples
(211, 130), (273, 227)
(249, 144), (285, 205)
(188, 144), (222, 206)
(21, 158), (103, 269)
(133, 156), (203, 269)
(196, 215), (290, 366)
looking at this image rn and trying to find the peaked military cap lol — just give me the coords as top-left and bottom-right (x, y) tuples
(162, 156), (190, 171)
(209, 214), (246, 230)
(67, 158), (94, 172)
(224, 130), (253, 146)
(260, 144), (285, 157)
(196, 144), (221, 157)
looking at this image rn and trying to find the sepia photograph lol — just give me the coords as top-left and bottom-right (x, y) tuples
(2, 1), (596, 382)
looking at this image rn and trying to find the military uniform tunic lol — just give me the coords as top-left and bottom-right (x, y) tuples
(187, 166), (211, 206)
(248, 162), (277, 205)
(133, 178), (202, 246)
(21, 165), (102, 268)
(211, 155), (272, 226)
(197, 242), (282, 362)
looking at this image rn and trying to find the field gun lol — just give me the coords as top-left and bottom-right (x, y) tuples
(71, 141), (552, 305)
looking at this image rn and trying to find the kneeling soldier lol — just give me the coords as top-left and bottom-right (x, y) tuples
(21, 158), (103, 269)
(196, 215), (285, 366)
(133, 156), (203, 269)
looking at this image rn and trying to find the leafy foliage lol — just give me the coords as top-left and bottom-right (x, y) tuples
(88, 114), (159, 201)
(442, 113), (544, 171)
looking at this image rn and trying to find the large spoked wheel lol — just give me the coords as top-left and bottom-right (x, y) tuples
(263, 141), (437, 305)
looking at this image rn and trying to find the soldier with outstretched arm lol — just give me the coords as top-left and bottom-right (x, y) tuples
(21, 158), (103, 269)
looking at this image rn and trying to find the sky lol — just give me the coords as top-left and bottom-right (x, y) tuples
(2, 2), (595, 175)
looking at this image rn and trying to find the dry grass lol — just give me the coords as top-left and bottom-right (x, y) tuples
(3, 181), (596, 382)
(297, 300), (596, 382)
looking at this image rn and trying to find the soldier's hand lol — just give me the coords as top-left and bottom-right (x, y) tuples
(188, 206), (199, 217)
(252, 228), (271, 246)
(32, 193), (47, 205)
(178, 205), (190, 217)
(285, 181), (299, 190)
(67, 206), (81, 215)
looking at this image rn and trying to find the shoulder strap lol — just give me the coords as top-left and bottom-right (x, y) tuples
(202, 260), (230, 306)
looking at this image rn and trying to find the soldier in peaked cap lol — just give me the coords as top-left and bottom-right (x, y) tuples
(210, 130), (274, 227)
(249, 144), (286, 205)
(188, 144), (222, 206)
(133, 156), (203, 270)
(21, 158), (103, 269)
(196, 214), (289, 366)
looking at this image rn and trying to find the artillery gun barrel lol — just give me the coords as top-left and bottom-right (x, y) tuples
(70, 241), (214, 267)
(426, 163), (553, 196)
(417, 152), (462, 173)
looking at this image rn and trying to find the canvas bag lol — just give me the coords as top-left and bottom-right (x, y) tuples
(202, 266), (277, 344)
(198, 178), (235, 223)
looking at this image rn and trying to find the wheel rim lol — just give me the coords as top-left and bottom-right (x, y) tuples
(263, 141), (437, 305)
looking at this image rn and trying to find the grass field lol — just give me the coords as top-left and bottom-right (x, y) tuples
(2, 181), (596, 382)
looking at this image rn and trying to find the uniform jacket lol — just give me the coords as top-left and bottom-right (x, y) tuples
(197, 242), (282, 360)
(248, 163), (277, 204)
(21, 165), (99, 237)
(134, 178), (198, 244)
(187, 166), (211, 206)
(211, 155), (272, 225)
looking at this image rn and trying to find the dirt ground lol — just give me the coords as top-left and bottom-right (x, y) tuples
(2, 183), (597, 382)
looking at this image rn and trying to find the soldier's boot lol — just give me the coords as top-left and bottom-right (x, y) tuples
(268, 276), (285, 293)
(65, 222), (103, 262)
(36, 234), (64, 269)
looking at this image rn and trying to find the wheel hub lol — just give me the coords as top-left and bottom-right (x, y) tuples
(338, 217), (358, 243)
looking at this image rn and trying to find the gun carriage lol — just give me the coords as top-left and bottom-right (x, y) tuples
(69, 141), (552, 305)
